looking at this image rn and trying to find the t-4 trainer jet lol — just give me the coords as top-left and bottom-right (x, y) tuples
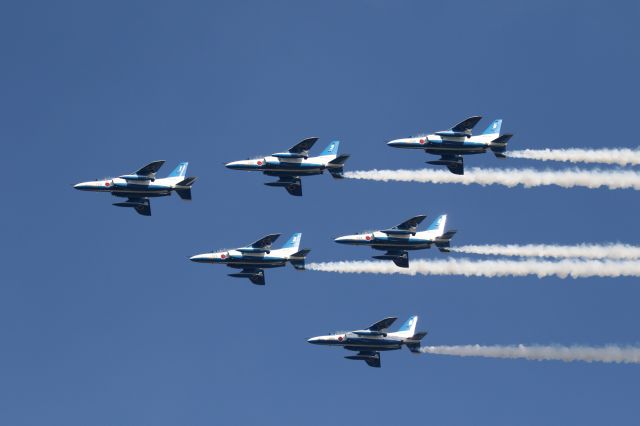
(74, 161), (196, 216)
(334, 214), (456, 268)
(189, 233), (310, 285)
(387, 116), (513, 175)
(308, 316), (427, 368)
(225, 137), (349, 196)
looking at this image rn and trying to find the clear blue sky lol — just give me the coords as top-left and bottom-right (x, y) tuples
(1, 1), (639, 425)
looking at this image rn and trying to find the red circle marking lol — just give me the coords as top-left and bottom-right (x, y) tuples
(220, 254), (226, 259)
(338, 336), (343, 341)
(257, 160), (263, 166)
(105, 181), (110, 187)
(419, 139), (425, 144)
(365, 235), (372, 241)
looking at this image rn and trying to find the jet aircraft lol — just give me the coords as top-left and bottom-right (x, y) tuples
(74, 161), (196, 216)
(308, 316), (426, 368)
(225, 138), (349, 196)
(189, 233), (310, 285)
(334, 214), (456, 267)
(387, 116), (513, 175)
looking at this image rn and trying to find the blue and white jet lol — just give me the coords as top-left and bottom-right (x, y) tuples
(189, 233), (310, 285)
(308, 316), (427, 368)
(225, 137), (349, 196)
(74, 161), (196, 216)
(334, 214), (456, 268)
(387, 116), (513, 175)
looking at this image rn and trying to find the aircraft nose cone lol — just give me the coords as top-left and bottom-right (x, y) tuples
(225, 160), (244, 169)
(189, 254), (209, 263)
(307, 337), (321, 344)
(334, 236), (349, 244)
(386, 140), (400, 147)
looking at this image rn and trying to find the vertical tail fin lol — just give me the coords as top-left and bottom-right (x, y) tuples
(393, 315), (418, 338)
(481, 119), (502, 135)
(167, 162), (188, 178)
(281, 232), (302, 251)
(319, 140), (340, 156)
(426, 214), (447, 234)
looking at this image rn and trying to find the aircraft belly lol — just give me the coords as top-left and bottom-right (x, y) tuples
(425, 145), (487, 155)
(226, 259), (286, 269)
(371, 242), (431, 250)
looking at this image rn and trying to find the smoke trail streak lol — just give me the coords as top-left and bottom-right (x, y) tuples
(306, 259), (640, 279)
(420, 345), (640, 364)
(451, 243), (640, 260)
(343, 168), (640, 191)
(509, 148), (640, 167)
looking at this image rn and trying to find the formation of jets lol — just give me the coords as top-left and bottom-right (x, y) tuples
(73, 114), (512, 367)
(308, 316), (426, 368)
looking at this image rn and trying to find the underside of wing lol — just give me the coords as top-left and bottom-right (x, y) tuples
(264, 177), (302, 196)
(228, 269), (265, 285)
(372, 250), (409, 268)
(345, 351), (381, 368)
(427, 155), (464, 175)
(112, 197), (151, 216)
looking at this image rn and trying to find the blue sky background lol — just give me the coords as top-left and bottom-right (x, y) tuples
(1, 1), (639, 425)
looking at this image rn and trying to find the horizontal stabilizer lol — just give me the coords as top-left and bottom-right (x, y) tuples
(289, 249), (311, 270)
(490, 133), (513, 158)
(435, 230), (457, 252)
(176, 177), (197, 187)
(328, 154), (350, 166)
(328, 155), (350, 179)
(175, 177), (195, 201)
(406, 331), (428, 353)
(345, 351), (381, 368)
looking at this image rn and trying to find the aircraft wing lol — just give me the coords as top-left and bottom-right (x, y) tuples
(135, 160), (166, 176)
(112, 197), (151, 216)
(345, 351), (381, 368)
(249, 233), (281, 250)
(366, 317), (398, 332)
(384, 215), (427, 234)
(228, 269), (265, 285)
(451, 116), (482, 133)
(287, 137), (319, 155)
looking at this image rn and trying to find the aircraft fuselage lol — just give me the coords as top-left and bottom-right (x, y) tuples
(335, 231), (437, 251)
(308, 333), (404, 352)
(387, 135), (490, 156)
(189, 250), (288, 270)
(225, 156), (329, 176)
(73, 178), (174, 198)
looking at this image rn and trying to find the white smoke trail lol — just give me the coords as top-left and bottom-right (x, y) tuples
(420, 345), (640, 364)
(451, 243), (640, 260)
(343, 168), (640, 191)
(509, 148), (640, 167)
(306, 258), (640, 279)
